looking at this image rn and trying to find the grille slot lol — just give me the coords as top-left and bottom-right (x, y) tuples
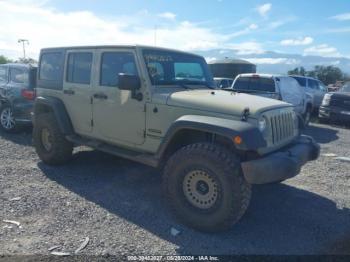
(269, 111), (294, 145)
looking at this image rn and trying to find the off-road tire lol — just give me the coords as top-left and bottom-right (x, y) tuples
(33, 113), (73, 165)
(163, 142), (251, 232)
(0, 104), (20, 133)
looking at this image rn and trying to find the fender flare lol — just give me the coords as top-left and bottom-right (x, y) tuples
(156, 115), (266, 158)
(34, 96), (74, 135)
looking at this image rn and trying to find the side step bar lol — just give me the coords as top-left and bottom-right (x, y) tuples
(66, 135), (159, 168)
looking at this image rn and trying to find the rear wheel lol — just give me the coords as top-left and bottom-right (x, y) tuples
(33, 113), (73, 165)
(0, 104), (19, 133)
(163, 143), (251, 232)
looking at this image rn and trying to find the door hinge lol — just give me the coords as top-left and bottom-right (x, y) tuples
(90, 96), (93, 104)
(143, 129), (146, 138)
(91, 119), (94, 127)
(143, 104), (147, 112)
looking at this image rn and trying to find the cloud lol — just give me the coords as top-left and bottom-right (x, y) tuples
(256, 3), (272, 18)
(280, 37), (313, 46)
(304, 44), (341, 57)
(158, 12), (176, 20)
(326, 27), (350, 33)
(0, 1), (231, 58)
(227, 42), (264, 55)
(242, 58), (300, 65)
(330, 13), (350, 21)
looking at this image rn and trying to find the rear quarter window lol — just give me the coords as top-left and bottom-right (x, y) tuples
(0, 66), (8, 83)
(10, 68), (28, 84)
(292, 76), (306, 87)
(39, 52), (62, 81)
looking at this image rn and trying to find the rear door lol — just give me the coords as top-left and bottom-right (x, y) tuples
(62, 50), (95, 135)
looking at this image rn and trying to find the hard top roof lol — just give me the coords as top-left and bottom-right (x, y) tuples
(40, 45), (204, 58)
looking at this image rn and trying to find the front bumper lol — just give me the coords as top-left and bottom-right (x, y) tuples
(319, 106), (350, 122)
(241, 135), (320, 184)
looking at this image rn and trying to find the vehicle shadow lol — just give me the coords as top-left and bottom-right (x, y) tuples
(303, 124), (339, 144)
(38, 150), (350, 255)
(0, 127), (33, 146)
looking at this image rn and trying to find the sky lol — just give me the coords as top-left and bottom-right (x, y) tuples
(0, 0), (349, 61)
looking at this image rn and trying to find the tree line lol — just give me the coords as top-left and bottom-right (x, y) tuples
(0, 55), (37, 65)
(288, 66), (349, 85)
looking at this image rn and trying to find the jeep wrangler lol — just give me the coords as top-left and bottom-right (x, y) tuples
(33, 45), (320, 232)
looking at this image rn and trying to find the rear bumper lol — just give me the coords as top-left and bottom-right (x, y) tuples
(241, 135), (320, 184)
(13, 101), (33, 123)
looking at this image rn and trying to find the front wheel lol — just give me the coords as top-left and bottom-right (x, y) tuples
(163, 143), (251, 232)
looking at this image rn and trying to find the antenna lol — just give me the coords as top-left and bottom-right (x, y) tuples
(18, 39), (29, 59)
(154, 25), (157, 46)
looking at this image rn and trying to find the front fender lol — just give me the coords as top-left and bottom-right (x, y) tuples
(157, 115), (266, 157)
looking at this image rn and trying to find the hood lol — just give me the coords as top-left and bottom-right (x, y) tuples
(166, 89), (290, 116)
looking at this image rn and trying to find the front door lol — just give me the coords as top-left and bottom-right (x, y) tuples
(62, 50), (95, 135)
(92, 49), (146, 146)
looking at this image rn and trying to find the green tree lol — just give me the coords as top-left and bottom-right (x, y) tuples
(0, 55), (12, 64)
(308, 65), (344, 85)
(288, 66), (306, 76)
(16, 57), (37, 64)
(288, 65), (345, 85)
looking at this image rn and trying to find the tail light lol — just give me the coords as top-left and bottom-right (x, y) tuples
(21, 89), (36, 100)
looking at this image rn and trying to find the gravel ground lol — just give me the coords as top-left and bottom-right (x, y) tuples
(0, 122), (349, 256)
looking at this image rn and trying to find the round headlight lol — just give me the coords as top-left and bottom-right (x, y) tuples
(258, 116), (267, 132)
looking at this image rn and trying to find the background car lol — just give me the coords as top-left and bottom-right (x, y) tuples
(290, 76), (327, 111)
(231, 74), (312, 126)
(319, 81), (350, 123)
(213, 77), (234, 89)
(0, 63), (37, 132)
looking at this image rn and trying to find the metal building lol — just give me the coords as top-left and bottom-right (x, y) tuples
(208, 58), (256, 79)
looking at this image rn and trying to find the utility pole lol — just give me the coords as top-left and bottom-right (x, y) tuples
(18, 39), (29, 59)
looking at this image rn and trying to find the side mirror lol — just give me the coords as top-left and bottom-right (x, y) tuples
(118, 73), (141, 91)
(118, 73), (143, 101)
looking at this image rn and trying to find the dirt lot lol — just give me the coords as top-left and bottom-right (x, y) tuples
(0, 123), (349, 256)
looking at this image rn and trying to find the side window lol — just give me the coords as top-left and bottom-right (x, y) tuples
(66, 52), (93, 84)
(293, 77), (306, 87)
(0, 66), (7, 83)
(318, 81), (327, 92)
(39, 52), (62, 81)
(100, 52), (138, 87)
(309, 79), (319, 90)
(10, 68), (28, 84)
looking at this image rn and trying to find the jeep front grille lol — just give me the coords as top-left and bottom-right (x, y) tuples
(269, 111), (295, 145)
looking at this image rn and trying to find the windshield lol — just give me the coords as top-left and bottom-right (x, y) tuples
(340, 83), (350, 92)
(233, 77), (276, 93)
(143, 49), (214, 87)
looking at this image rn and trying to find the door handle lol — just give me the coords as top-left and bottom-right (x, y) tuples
(93, 93), (108, 100)
(63, 89), (75, 95)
